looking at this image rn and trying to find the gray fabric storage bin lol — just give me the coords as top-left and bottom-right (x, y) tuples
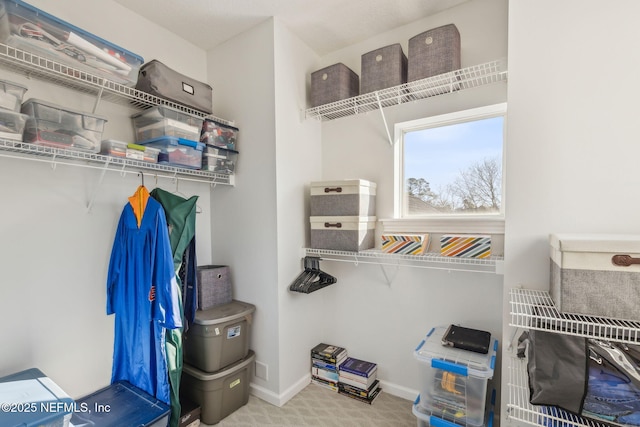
(310, 179), (376, 217)
(182, 350), (254, 425)
(136, 60), (213, 114)
(197, 265), (232, 310)
(310, 216), (376, 252)
(550, 233), (640, 320)
(408, 24), (461, 82)
(310, 63), (359, 107)
(183, 300), (255, 373)
(360, 44), (407, 94)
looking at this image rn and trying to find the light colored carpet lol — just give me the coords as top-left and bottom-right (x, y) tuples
(206, 383), (417, 427)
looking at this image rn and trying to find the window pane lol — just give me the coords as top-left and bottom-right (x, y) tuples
(404, 116), (503, 216)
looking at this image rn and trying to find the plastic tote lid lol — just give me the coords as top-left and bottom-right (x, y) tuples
(413, 326), (497, 379)
(550, 233), (640, 253)
(193, 300), (256, 325)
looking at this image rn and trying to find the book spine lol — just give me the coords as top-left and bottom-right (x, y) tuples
(339, 363), (376, 377)
(338, 367), (377, 382)
(338, 379), (379, 398)
(338, 376), (373, 390)
(338, 387), (381, 405)
(312, 367), (339, 383)
(312, 359), (338, 372)
(311, 377), (338, 392)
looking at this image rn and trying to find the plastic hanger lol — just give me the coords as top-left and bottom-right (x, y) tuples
(289, 256), (337, 294)
(174, 178), (203, 214)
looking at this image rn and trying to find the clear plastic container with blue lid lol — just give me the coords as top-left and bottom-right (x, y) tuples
(137, 136), (204, 169)
(413, 326), (497, 426)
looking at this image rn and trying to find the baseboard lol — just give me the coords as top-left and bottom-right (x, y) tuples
(249, 373), (311, 407)
(379, 380), (419, 402)
(250, 374), (417, 406)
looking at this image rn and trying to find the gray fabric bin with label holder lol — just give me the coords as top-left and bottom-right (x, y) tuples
(360, 44), (407, 94)
(550, 233), (640, 321)
(183, 300), (255, 373)
(181, 350), (255, 425)
(310, 216), (376, 252)
(310, 179), (376, 217)
(310, 63), (359, 107)
(408, 24), (461, 82)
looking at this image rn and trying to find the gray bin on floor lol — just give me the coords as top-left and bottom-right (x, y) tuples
(184, 300), (255, 373)
(408, 24), (461, 82)
(360, 44), (407, 94)
(181, 350), (255, 425)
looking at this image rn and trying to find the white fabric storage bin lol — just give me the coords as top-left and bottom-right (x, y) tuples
(310, 216), (376, 252)
(310, 179), (376, 217)
(550, 233), (640, 320)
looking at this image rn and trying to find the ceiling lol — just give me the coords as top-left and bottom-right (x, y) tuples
(113, 0), (470, 55)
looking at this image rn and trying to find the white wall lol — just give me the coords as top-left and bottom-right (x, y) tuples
(0, 0), (212, 399)
(503, 0), (640, 424)
(206, 19), (282, 400)
(314, 0), (508, 402)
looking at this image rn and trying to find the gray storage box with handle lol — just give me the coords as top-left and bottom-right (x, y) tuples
(550, 233), (640, 320)
(136, 60), (213, 114)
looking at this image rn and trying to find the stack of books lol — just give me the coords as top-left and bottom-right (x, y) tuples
(338, 357), (381, 404)
(310, 343), (347, 392)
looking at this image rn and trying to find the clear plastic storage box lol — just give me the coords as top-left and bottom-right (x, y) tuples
(202, 146), (238, 174)
(200, 118), (238, 150)
(413, 326), (497, 426)
(0, 368), (74, 427)
(0, 0), (144, 86)
(0, 108), (28, 140)
(132, 105), (202, 142)
(21, 98), (107, 152)
(137, 136), (204, 169)
(101, 139), (160, 163)
(0, 79), (27, 112)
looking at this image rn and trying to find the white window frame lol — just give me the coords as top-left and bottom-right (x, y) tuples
(390, 103), (507, 234)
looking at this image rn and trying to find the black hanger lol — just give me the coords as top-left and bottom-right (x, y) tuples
(289, 256), (337, 294)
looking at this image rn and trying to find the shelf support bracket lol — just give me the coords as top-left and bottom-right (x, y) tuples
(376, 92), (393, 146)
(86, 157), (111, 213)
(93, 83), (106, 114)
(378, 263), (399, 286)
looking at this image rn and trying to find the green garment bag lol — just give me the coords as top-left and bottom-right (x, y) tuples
(151, 187), (199, 427)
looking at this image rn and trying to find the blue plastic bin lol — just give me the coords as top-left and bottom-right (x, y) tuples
(0, 368), (74, 427)
(70, 381), (170, 427)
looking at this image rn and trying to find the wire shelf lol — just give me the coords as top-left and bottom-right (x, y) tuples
(509, 288), (640, 344)
(507, 356), (605, 427)
(305, 60), (507, 121)
(304, 248), (503, 274)
(0, 138), (233, 185)
(0, 43), (234, 125)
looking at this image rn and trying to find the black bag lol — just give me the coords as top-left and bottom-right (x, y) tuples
(135, 60), (213, 114)
(519, 330), (640, 426)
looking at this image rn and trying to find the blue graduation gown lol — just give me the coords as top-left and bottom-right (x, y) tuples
(106, 196), (182, 404)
